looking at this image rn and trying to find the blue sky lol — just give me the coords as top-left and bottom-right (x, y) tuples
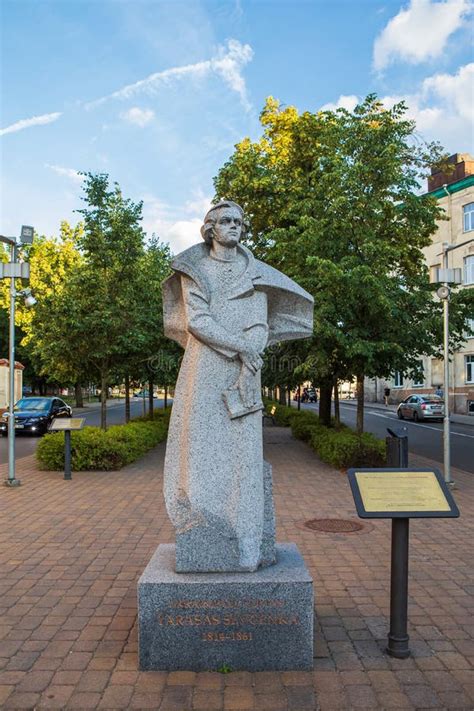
(1, 0), (473, 253)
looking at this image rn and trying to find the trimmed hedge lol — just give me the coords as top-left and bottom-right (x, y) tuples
(265, 401), (386, 469)
(36, 409), (170, 471)
(264, 401), (299, 427)
(310, 428), (386, 468)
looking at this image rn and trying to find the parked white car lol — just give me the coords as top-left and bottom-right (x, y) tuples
(397, 395), (444, 422)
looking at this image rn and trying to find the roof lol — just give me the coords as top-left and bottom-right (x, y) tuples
(426, 174), (474, 200)
(0, 359), (25, 370)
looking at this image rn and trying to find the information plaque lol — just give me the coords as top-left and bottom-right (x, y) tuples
(347, 468), (459, 519)
(50, 417), (85, 431)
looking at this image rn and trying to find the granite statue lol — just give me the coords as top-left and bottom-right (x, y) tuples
(162, 201), (313, 573)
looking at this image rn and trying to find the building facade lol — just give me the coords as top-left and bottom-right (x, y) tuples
(369, 154), (474, 414)
(0, 359), (24, 410)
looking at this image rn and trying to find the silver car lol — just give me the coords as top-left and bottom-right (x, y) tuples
(397, 394), (444, 422)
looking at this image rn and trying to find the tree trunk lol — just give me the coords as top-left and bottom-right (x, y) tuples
(287, 386), (292, 407)
(333, 379), (340, 425)
(164, 385), (168, 409)
(278, 386), (286, 405)
(125, 372), (130, 423)
(297, 385), (301, 411)
(356, 374), (364, 434)
(74, 382), (83, 408)
(100, 373), (107, 430)
(319, 381), (332, 426)
(148, 378), (154, 419)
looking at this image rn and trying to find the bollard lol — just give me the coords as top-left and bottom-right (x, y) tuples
(386, 427), (408, 468)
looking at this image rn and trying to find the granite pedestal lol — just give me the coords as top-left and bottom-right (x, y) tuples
(138, 543), (314, 671)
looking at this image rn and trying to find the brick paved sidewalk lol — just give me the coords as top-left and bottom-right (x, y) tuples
(0, 428), (472, 710)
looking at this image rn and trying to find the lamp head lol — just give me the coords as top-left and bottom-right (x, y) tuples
(21, 288), (37, 307)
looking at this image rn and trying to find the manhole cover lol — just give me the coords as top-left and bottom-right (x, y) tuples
(303, 518), (364, 533)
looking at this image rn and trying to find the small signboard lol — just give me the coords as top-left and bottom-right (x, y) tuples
(347, 468), (459, 519)
(50, 417), (85, 431)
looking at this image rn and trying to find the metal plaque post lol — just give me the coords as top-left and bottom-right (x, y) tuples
(64, 430), (72, 480)
(386, 427), (410, 658)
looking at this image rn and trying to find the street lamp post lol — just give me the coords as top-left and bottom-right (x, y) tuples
(0, 226), (35, 487)
(8, 241), (18, 486)
(435, 237), (474, 486)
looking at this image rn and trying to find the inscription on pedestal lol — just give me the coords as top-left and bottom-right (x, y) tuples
(138, 544), (314, 671)
(156, 598), (300, 643)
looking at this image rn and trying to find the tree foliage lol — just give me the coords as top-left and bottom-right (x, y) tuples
(1, 176), (175, 420)
(214, 94), (472, 428)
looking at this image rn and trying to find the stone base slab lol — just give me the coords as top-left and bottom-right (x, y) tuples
(138, 542), (314, 671)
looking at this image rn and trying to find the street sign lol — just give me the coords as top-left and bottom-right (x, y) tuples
(20, 225), (34, 244)
(0, 262), (30, 279)
(347, 468), (459, 519)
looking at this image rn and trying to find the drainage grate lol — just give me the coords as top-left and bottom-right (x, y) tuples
(303, 518), (364, 533)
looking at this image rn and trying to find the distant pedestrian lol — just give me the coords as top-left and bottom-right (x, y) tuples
(384, 387), (390, 406)
(435, 386), (444, 398)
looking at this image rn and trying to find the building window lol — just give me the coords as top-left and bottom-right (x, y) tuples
(464, 202), (474, 232)
(465, 256), (474, 285)
(466, 355), (474, 384)
(413, 363), (424, 387)
(394, 371), (403, 388)
(466, 318), (474, 339)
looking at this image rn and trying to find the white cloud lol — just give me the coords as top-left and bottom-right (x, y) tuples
(166, 218), (204, 253)
(0, 111), (62, 136)
(322, 62), (474, 152)
(422, 62), (474, 120)
(373, 0), (473, 72)
(319, 95), (359, 112)
(183, 190), (213, 217)
(120, 106), (155, 127)
(45, 164), (84, 184)
(379, 93), (444, 132)
(142, 192), (213, 254)
(211, 39), (254, 111)
(87, 39), (254, 111)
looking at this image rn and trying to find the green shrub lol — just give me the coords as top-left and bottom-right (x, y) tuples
(290, 411), (321, 442)
(264, 398), (386, 469)
(264, 401), (299, 426)
(310, 428), (386, 468)
(36, 414), (170, 471)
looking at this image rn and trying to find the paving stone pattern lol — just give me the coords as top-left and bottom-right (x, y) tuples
(0, 428), (473, 710)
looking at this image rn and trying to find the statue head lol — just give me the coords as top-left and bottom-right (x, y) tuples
(201, 201), (248, 246)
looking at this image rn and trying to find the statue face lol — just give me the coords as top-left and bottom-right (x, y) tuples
(213, 207), (243, 247)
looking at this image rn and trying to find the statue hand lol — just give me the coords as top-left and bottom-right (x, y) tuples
(239, 348), (263, 375)
(238, 367), (257, 409)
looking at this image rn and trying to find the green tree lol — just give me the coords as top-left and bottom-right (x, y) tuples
(118, 236), (174, 420)
(69, 172), (148, 428)
(0, 225), (84, 396)
(214, 95), (472, 430)
(15, 222), (85, 397)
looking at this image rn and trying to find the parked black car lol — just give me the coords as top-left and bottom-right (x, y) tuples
(0, 397), (72, 436)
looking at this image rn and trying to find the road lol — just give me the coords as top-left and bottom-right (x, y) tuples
(300, 401), (474, 474)
(2, 398), (472, 474)
(0, 398), (168, 464)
